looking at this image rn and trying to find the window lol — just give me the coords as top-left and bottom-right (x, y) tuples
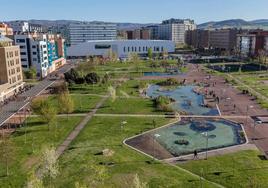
(16, 39), (25, 43)
(21, 58), (27, 62)
(95, 44), (111, 49)
(32, 52), (37, 55)
(20, 52), (26, 55)
(123, 47), (126, 52)
(20, 46), (26, 49)
(32, 45), (36, 48)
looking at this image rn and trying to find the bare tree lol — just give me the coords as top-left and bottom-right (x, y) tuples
(258, 49), (267, 71)
(57, 91), (74, 118)
(108, 86), (116, 102)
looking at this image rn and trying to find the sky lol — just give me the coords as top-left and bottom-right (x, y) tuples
(1, 0), (268, 24)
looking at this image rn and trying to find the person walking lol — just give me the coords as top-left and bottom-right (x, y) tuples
(193, 150), (198, 159)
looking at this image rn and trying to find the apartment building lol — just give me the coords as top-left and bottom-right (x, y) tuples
(237, 30), (268, 57)
(158, 19), (196, 44)
(11, 33), (66, 78)
(0, 35), (24, 102)
(8, 21), (44, 33)
(69, 22), (117, 46)
(0, 23), (13, 36)
(209, 29), (238, 52)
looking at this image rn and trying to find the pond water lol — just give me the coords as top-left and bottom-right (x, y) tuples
(153, 118), (246, 156)
(146, 85), (219, 115)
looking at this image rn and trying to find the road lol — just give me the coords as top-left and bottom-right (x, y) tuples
(0, 63), (74, 127)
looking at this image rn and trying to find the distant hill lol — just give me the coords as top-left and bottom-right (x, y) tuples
(4, 19), (268, 30)
(198, 19), (268, 29)
(5, 20), (155, 30)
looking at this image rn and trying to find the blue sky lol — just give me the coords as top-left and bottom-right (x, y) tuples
(1, 0), (268, 24)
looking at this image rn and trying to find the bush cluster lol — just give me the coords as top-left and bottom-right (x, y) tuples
(64, 68), (100, 84)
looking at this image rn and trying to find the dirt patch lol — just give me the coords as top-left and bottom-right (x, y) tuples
(23, 156), (40, 171)
(125, 134), (173, 160)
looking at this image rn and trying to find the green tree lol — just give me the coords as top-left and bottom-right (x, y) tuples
(0, 134), (15, 176)
(31, 98), (57, 131)
(148, 48), (153, 59)
(57, 91), (74, 118)
(128, 52), (140, 64)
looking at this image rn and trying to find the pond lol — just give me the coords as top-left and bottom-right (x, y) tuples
(146, 85), (219, 115)
(144, 71), (182, 77)
(153, 118), (246, 156)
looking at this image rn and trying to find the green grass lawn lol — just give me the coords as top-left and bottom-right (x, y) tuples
(0, 116), (82, 188)
(98, 97), (163, 115)
(52, 117), (216, 188)
(178, 150), (268, 188)
(48, 94), (102, 113)
(68, 84), (108, 95)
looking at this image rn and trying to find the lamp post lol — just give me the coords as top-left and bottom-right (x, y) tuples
(153, 134), (161, 161)
(246, 105), (254, 126)
(201, 132), (209, 160)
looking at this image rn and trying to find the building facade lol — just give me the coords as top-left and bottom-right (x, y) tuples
(12, 33), (66, 78)
(69, 22), (117, 46)
(0, 35), (24, 102)
(0, 23), (13, 36)
(237, 31), (268, 57)
(126, 28), (151, 40)
(186, 30), (210, 49)
(8, 21), (44, 33)
(67, 40), (175, 58)
(158, 19), (196, 44)
(209, 29), (238, 52)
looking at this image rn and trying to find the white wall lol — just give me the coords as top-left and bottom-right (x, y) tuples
(67, 40), (175, 58)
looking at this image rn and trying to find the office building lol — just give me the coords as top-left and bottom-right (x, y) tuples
(209, 29), (238, 52)
(69, 22), (117, 46)
(67, 40), (175, 58)
(186, 30), (210, 49)
(0, 23), (13, 36)
(0, 35), (24, 102)
(146, 25), (159, 40)
(158, 19), (196, 44)
(237, 30), (268, 57)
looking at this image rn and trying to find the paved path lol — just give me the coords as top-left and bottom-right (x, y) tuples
(164, 144), (258, 163)
(56, 95), (109, 158)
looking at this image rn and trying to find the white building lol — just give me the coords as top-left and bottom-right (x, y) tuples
(67, 40), (175, 58)
(13, 34), (49, 77)
(69, 22), (117, 46)
(158, 19), (196, 44)
(8, 21), (44, 33)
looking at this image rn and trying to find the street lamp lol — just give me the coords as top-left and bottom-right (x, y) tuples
(201, 132), (209, 160)
(246, 105), (254, 126)
(253, 120), (262, 140)
(153, 134), (161, 161)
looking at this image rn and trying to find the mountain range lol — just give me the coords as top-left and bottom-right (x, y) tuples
(4, 19), (268, 30)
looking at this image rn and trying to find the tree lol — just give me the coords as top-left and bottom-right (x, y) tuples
(31, 98), (57, 131)
(57, 91), (74, 118)
(0, 134), (15, 176)
(108, 86), (116, 102)
(106, 49), (118, 63)
(132, 174), (147, 188)
(84, 72), (100, 84)
(40, 146), (59, 186)
(26, 172), (44, 188)
(148, 48), (153, 59)
(64, 68), (79, 84)
(162, 49), (168, 60)
(128, 52), (140, 64)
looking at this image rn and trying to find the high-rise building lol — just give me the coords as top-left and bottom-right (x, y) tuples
(69, 22), (117, 46)
(0, 35), (24, 102)
(158, 19), (196, 44)
(146, 25), (159, 40)
(0, 23), (13, 36)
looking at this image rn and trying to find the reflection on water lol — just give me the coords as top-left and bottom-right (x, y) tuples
(147, 85), (219, 115)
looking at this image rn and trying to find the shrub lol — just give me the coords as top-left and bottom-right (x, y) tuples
(85, 72), (100, 84)
(158, 78), (180, 86)
(153, 96), (174, 112)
